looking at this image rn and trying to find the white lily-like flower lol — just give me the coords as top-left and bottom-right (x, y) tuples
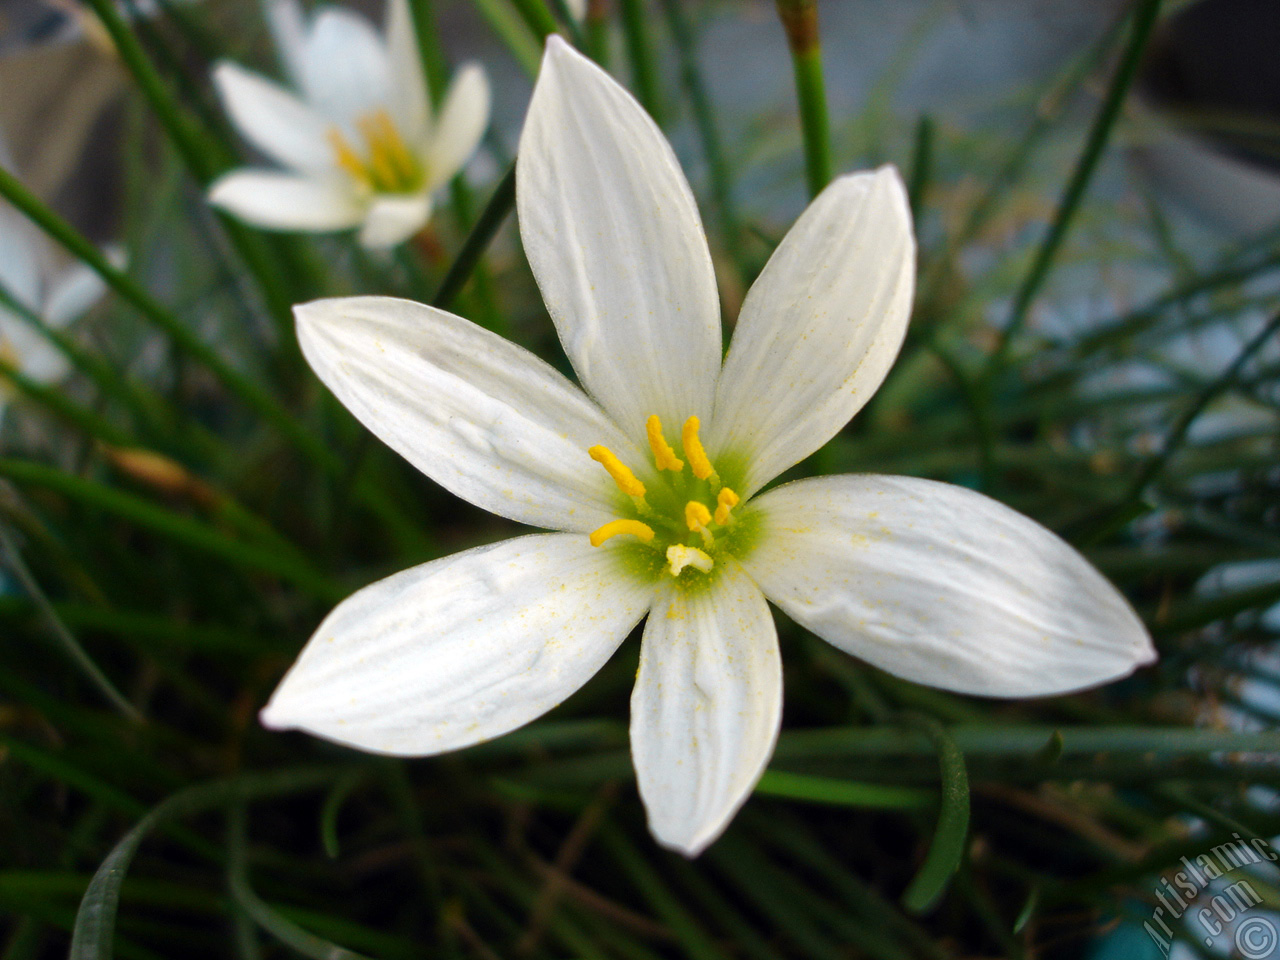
(262, 38), (1156, 855)
(0, 198), (113, 424)
(207, 0), (490, 249)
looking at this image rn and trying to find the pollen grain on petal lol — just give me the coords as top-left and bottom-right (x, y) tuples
(646, 414), (684, 471)
(589, 445), (646, 497)
(589, 518), (655, 547)
(681, 415), (714, 480)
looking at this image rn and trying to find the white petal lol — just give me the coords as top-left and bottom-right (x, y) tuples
(425, 64), (489, 191)
(207, 169), (365, 232)
(357, 193), (432, 249)
(213, 62), (334, 173)
(42, 261), (109, 328)
(384, 0), (431, 144)
(0, 309), (69, 386)
(266, 0), (309, 88)
(261, 534), (653, 755)
(296, 8), (392, 128)
(0, 201), (45, 312)
(742, 475), (1156, 697)
(517, 36), (720, 442)
(631, 559), (782, 856)
(709, 168), (915, 495)
(296, 295), (646, 533)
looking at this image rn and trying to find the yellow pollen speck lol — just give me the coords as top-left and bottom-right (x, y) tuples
(646, 415), (684, 471)
(589, 519), (655, 547)
(714, 487), (739, 525)
(589, 445), (646, 497)
(666, 544), (714, 576)
(681, 416), (714, 480)
(685, 500), (712, 531)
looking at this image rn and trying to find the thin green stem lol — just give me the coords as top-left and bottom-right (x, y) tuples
(545, 0), (588, 48)
(468, 0), (542, 76)
(776, 0), (831, 197)
(907, 114), (935, 222)
(79, 0), (296, 330)
(660, 0), (745, 270)
(0, 168), (315, 464)
(984, 0), (1164, 375)
(1090, 308), (1280, 538)
(0, 281), (165, 437)
(433, 165), (516, 310)
(508, 0), (560, 41)
(618, 0), (665, 125)
(0, 528), (142, 724)
(0, 459), (340, 600)
(0, 356), (131, 446)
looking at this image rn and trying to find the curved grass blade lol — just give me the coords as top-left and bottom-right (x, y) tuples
(899, 715), (970, 914)
(227, 803), (375, 960)
(69, 767), (348, 960)
(0, 528), (141, 723)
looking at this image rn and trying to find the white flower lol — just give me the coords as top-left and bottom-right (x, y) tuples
(262, 38), (1156, 855)
(0, 198), (114, 424)
(207, 0), (490, 249)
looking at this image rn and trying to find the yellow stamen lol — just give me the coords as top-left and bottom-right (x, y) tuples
(666, 544), (714, 576)
(589, 445), (646, 497)
(685, 500), (712, 531)
(646, 415), (684, 471)
(682, 416), (715, 480)
(589, 519), (655, 548)
(359, 114), (402, 190)
(714, 487), (740, 525)
(368, 109), (419, 186)
(328, 128), (369, 184)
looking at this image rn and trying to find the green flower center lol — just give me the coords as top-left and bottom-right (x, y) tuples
(328, 109), (425, 194)
(587, 414), (758, 588)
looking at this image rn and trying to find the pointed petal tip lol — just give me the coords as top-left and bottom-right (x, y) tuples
(257, 697), (293, 731)
(650, 823), (718, 858)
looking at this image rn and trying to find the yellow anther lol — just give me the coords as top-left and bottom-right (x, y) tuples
(589, 519), (655, 548)
(714, 487), (740, 525)
(589, 446), (646, 497)
(361, 116), (402, 190)
(685, 500), (712, 531)
(331, 111), (421, 193)
(666, 544), (714, 576)
(328, 128), (370, 184)
(646, 415), (684, 471)
(682, 416), (715, 480)
(364, 110), (419, 188)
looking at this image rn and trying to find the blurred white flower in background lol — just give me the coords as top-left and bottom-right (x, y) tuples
(0, 195), (115, 426)
(261, 39), (1156, 856)
(208, 0), (489, 249)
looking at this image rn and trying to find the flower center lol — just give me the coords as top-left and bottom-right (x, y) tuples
(328, 109), (424, 194)
(587, 415), (745, 581)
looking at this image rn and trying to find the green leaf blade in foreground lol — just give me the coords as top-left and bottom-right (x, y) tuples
(70, 768), (347, 960)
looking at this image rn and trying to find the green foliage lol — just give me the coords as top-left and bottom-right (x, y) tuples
(1, 0), (1278, 958)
